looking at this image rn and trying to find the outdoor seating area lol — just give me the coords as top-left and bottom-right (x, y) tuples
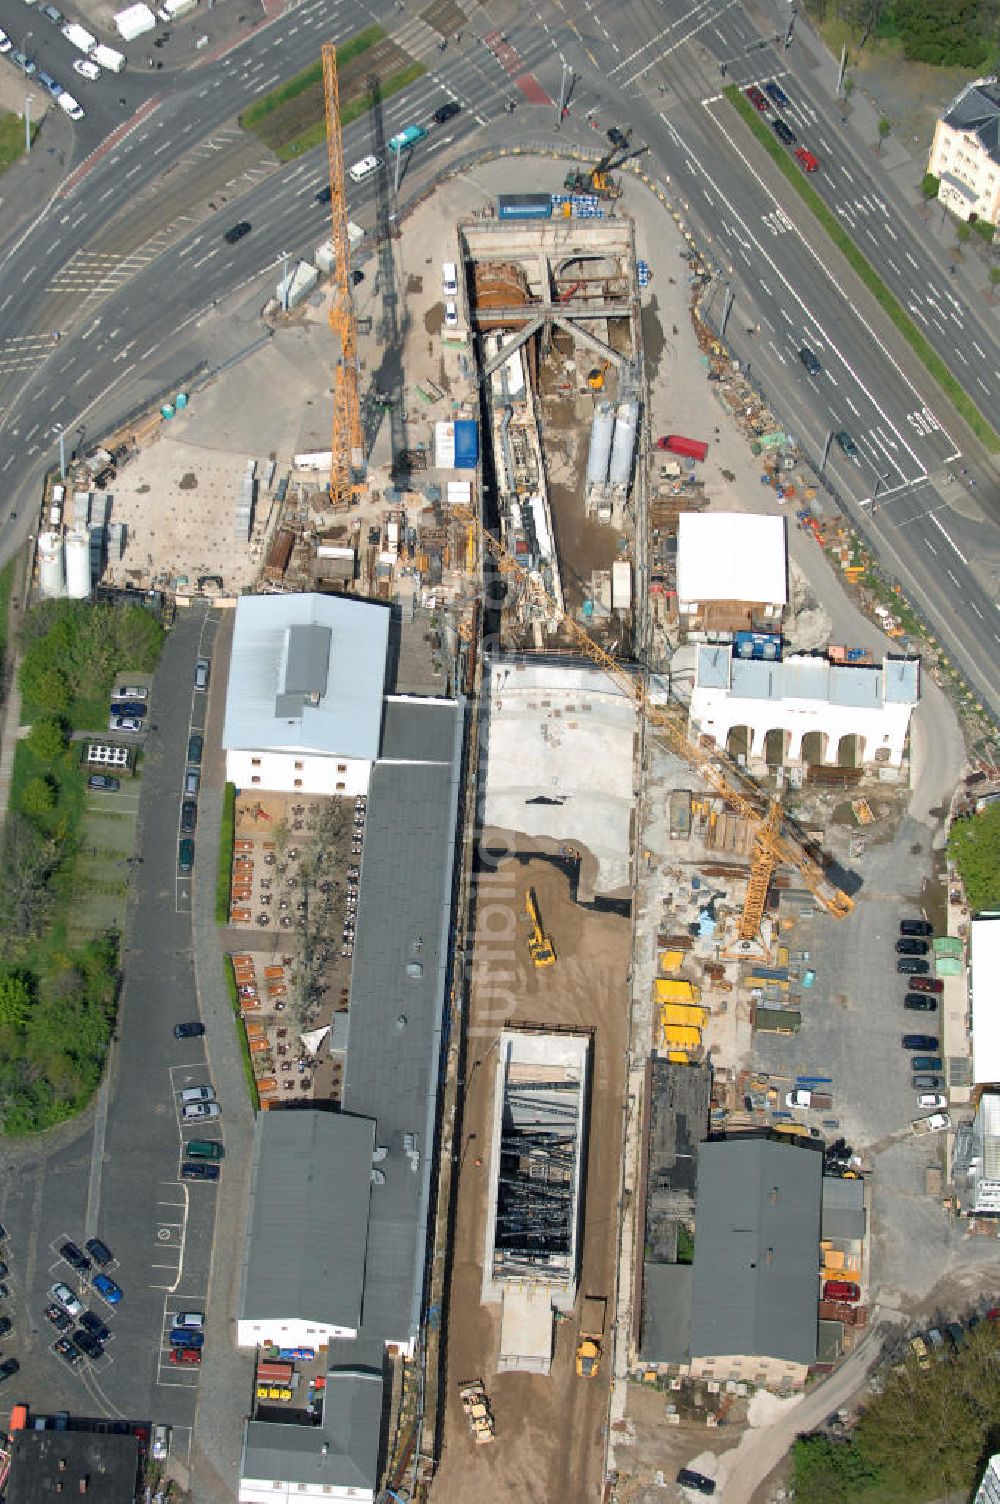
(231, 953), (317, 1106)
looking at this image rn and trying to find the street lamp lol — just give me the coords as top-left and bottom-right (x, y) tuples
(54, 423), (65, 480)
(280, 252), (290, 311)
(24, 93), (34, 155)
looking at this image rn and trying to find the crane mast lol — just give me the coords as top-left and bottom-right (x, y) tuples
(322, 43), (365, 508)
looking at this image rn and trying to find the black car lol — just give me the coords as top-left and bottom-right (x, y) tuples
(174, 1021), (205, 1039)
(223, 221), (252, 244)
(0, 1262), (9, 1281)
(84, 1237), (113, 1268)
(88, 774), (120, 792)
(0, 1317), (12, 1339)
(835, 429), (857, 456)
(607, 125), (630, 149)
(432, 99), (461, 125)
(178, 838), (195, 875)
(904, 994), (937, 1011)
(0, 1358), (18, 1382)
(79, 1310), (111, 1343)
(45, 1302), (72, 1332)
(901, 919), (933, 937)
(187, 734), (203, 766)
(799, 345), (821, 376)
(351, 268), (364, 285)
(109, 700), (146, 719)
(912, 1074), (943, 1089)
(72, 1328), (104, 1361)
(54, 1338), (81, 1367)
(903, 1035), (940, 1051)
(772, 117), (796, 145)
(181, 800), (197, 833)
(764, 80), (789, 107)
(898, 957), (930, 975)
(315, 184), (332, 204)
(60, 1241), (91, 1273)
(181, 1162), (220, 1181)
(896, 938), (929, 956)
(677, 1469), (717, 1496)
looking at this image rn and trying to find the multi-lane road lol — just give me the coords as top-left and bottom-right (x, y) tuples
(0, 0), (997, 720)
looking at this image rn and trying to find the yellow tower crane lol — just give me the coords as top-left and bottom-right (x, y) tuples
(322, 44), (365, 509)
(458, 510), (852, 941)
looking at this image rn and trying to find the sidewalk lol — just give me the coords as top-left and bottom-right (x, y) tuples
(0, 547), (31, 832)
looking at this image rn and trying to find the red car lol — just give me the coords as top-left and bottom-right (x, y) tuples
(169, 1347), (201, 1366)
(823, 1280), (860, 1304)
(909, 976), (944, 994)
(794, 147), (819, 172)
(746, 85), (769, 112)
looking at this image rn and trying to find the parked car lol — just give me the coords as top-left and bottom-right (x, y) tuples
(169, 1327), (204, 1349)
(37, 70), (63, 98)
(912, 1073), (943, 1089)
(87, 774), (120, 792)
(902, 1035), (940, 1051)
(73, 57), (101, 79)
(79, 1310), (111, 1342)
(110, 700), (147, 718)
(896, 937), (929, 956)
(187, 734), (203, 765)
(194, 658), (210, 690)
(186, 1139), (224, 1159)
(904, 993), (937, 1011)
(0, 1317), (13, 1339)
(0, 1358), (18, 1382)
(115, 684), (147, 701)
(182, 1102), (220, 1122)
(900, 919), (933, 936)
(184, 768), (200, 797)
(109, 715), (142, 732)
(897, 957), (930, 975)
(0, 29), (11, 54)
(72, 1328), (104, 1361)
(84, 1237), (113, 1267)
(92, 1274), (122, 1306)
(44, 1302), (72, 1332)
(174, 1021), (205, 1039)
(911, 1056), (943, 1073)
(151, 1424), (170, 1461)
(10, 51), (37, 76)
(173, 1311), (204, 1329)
(53, 1338), (81, 1367)
(169, 1346), (201, 1365)
(59, 1240), (91, 1273)
(179, 1086), (215, 1104)
(918, 1093), (947, 1109)
(676, 1468), (717, 1496)
(180, 800), (197, 833)
(50, 1283), (83, 1319)
(908, 975), (944, 994)
(181, 1162), (220, 1181)
(178, 838), (195, 875)
(745, 84), (768, 111)
(40, 3), (62, 22)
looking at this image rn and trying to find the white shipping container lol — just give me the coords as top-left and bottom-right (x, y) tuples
(612, 559), (633, 611)
(434, 421), (455, 470)
(446, 481), (472, 504)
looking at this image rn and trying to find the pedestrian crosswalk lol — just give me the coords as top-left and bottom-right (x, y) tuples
(0, 333), (60, 377)
(47, 218), (194, 303)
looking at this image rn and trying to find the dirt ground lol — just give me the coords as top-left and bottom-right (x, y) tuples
(430, 852), (631, 1504)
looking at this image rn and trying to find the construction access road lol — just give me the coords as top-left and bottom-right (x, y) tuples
(431, 855), (630, 1504)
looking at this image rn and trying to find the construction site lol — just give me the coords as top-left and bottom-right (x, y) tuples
(22, 38), (929, 1504)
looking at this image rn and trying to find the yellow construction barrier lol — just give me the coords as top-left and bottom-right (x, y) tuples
(659, 949), (685, 973)
(661, 1002), (708, 1029)
(661, 1025), (702, 1050)
(654, 977), (700, 1003)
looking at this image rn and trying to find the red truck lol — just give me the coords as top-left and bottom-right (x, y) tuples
(656, 434), (709, 462)
(822, 1279), (860, 1304)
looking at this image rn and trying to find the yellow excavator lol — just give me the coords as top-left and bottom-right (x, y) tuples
(587, 360), (611, 390)
(525, 888), (556, 968)
(575, 1296), (607, 1378)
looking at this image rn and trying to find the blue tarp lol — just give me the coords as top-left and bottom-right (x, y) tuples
(454, 419), (479, 469)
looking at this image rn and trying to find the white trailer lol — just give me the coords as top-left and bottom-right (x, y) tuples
(61, 22), (97, 53)
(92, 43), (127, 72)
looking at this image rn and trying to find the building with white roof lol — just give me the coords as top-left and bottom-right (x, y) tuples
(676, 513), (787, 636)
(222, 593), (390, 796)
(956, 1091), (1000, 1216)
(971, 915), (1000, 1085)
(688, 646), (919, 770)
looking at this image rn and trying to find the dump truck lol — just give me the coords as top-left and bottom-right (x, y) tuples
(575, 1295), (607, 1378)
(525, 888), (556, 968)
(911, 1112), (951, 1134)
(458, 1380), (495, 1443)
(655, 433), (709, 461)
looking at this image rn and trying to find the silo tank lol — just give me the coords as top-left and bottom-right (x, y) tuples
(609, 401), (639, 488)
(586, 402), (615, 488)
(65, 531), (92, 599)
(37, 532), (65, 598)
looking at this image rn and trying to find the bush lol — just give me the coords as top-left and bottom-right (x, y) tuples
(949, 803), (1000, 910)
(19, 599), (163, 729)
(921, 173), (939, 199)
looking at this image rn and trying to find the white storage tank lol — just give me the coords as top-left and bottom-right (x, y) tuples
(37, 532), (65, 598)
(586, 402), (615, 487)
(65, 531), (91, 599)
(609, 400), (639, 489)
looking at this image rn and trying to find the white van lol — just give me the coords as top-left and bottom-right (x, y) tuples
(442, 260), (458, 296)
(57, 91), (85, 121)
(348, 155), (381, 184)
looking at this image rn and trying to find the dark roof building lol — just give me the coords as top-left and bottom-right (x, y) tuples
(689, 1138), (821, 1384)
(7, 1429), (140, 1504)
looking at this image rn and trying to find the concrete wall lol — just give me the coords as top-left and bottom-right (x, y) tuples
(226, 748), (371, 797)
(688, 688), (914, 768)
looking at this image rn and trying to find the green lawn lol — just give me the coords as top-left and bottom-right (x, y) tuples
(279, 61), (427, 161)
(0, 559), (16, 663)
(216, 782), (235, 924)
(723, 86), (1000, 451)
(0, 112), (39, 176)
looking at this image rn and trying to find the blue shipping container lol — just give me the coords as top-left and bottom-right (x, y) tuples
(497, 193), (553, 220)
(454, 419), (479, 469)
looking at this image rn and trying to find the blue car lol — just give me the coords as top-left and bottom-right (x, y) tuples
(169, 1327), (203, 1349)
(92, 1273), (122, 1306)
(37, 71), (63, 99)
(764, 80), (789, 108)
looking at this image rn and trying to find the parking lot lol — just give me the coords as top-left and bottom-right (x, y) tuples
(0, 602), (249, 1456)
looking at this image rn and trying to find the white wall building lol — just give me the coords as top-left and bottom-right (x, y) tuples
(959, 1092), (1000, 1216)
(927, 78), (1000, 228)
(971, 914), (1000, 1084)
(222, 593), (389, 797)
(688, 646), (919, 770)
(676, 512), (787, 635)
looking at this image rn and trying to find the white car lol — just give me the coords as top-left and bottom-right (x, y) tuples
(347, 154), (381, 183)
(444, 301), (458, 329)
(0, 28), (11, 52)
(918, 1092), (947, 1109)
(109, 715), (142, 732)
(50, 1282), (83, 1319)
(73, 58), (101, 80)
(179, 1085), (215, 1105)
(173, 1310), (204, 1328)
(57, 91), (84, 121)
(151, 1423), (170, 1461)
(182, 1101), (220, 1122)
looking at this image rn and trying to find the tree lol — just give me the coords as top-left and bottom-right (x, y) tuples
(26, 718), (67, 762)
(0, 974), (32, 1031)
(877, 116), (892, 151)
(0, 815), (60, 941)
(949, 803), (1000, 910)
(842, 75), (855, 103)
(21, 777), (56, 820)
(921, 172), (940, 198)
(990, 266), (1000, 286)
(956, 220), (972, 248)
(19, 658), (70, 719)
(793, 1435), (882, 1504)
